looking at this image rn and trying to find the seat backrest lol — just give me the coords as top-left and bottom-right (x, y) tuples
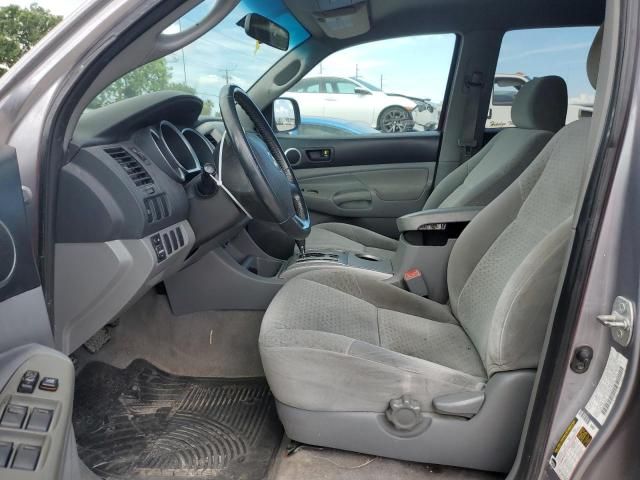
(424, 76), (568, 210)
(446, 32), (602, 376)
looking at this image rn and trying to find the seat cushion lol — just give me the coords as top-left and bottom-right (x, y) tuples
(260, 269), (486, 413)
(305, 222), (398, 259)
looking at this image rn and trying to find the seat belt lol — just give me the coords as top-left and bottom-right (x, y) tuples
(457, 71), (485, 161)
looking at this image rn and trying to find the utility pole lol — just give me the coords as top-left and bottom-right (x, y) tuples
(221, 64), (237, 85)
(380, 74), (383, 90)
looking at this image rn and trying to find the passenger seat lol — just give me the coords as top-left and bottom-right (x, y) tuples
(305, 75), (569, 258)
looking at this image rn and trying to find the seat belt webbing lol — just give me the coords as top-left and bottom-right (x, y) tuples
(457, 71), (485, 161)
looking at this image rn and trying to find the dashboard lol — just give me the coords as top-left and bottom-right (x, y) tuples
(54, 92), (242, 354)
(59, 92), (228, 245)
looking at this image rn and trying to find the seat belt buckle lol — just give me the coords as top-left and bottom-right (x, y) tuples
(403, 268), (429, 297)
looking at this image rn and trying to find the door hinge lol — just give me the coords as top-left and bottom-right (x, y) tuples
(596, 296), (634, 347)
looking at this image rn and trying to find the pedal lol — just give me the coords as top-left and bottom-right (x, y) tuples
(83, 327), (111, 354)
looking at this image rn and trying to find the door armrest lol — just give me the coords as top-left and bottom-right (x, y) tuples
(396, 206), (482, 233)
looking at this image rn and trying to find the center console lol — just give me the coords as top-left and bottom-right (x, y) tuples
(165, 207), (481, 313)
(280, 250), (393, 280)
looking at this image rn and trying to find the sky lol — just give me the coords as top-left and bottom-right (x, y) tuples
(1, 1), (597, 106)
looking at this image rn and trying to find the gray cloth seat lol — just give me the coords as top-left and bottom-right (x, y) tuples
(259, 28), (602, 470)
(262, 117), (590, 411)
(305, 75), (568, 257)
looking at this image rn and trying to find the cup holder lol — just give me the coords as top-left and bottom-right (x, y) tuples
(355, 253), (380, 262)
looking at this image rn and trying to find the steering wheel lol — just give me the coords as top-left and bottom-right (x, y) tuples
(219, 85), (310, 241)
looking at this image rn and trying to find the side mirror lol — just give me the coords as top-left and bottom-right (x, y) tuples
(273, 97), (301, 133)
(354, 87), (371, 95)
(242, 13), (289, 51)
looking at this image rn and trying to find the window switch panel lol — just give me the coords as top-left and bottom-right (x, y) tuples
(0, 441), (12, 468)
(1, 404), (28, 429)
(11, 444), (40, 471)
(26, 408), (53, 432)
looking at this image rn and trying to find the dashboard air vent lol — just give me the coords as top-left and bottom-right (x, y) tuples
(105, 146), (154, 187)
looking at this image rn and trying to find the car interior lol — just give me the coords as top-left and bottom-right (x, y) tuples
(0, 0), (617, 478)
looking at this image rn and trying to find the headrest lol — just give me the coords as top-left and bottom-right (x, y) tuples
(512, 76), (568, 132)
(587, 26), (603, 89)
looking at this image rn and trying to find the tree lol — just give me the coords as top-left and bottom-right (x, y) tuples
(0, 3), (62, 76)
(0, 4), (213, 115)
(88, 58), (214, 114)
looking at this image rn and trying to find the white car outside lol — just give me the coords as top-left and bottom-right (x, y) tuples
(487, 73), (593, 128)
(286, 76), (419, 133)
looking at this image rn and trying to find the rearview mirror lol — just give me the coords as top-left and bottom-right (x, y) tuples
(242, 13), (289, 51)
(354, 87), (371, 95)
(273, 97), (300, 133)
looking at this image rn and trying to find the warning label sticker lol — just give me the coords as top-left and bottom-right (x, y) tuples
(549, 347), (628, 479)
(549, 409), (599, 480)
(585, 347), (627, 426)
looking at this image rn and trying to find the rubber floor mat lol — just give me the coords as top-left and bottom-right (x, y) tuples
(73, 360), (282, 479)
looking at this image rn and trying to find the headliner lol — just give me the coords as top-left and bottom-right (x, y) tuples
(284, 0), (604, 48)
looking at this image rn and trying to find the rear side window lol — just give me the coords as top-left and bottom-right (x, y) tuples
(488, 27), (599, 129)
(283, 34), (457, 136)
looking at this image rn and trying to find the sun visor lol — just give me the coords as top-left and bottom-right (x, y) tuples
(312, 0), (370, 39)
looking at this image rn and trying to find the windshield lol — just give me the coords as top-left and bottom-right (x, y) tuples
(87, 0), (309, 117)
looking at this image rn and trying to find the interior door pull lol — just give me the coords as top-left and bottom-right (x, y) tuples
(306, 149), (332, 162)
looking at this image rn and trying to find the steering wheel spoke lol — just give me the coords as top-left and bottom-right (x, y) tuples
(219, 85), (310, 241)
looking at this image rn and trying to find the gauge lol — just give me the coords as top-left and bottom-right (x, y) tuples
(182, 128), (216, 171)
(157, 120), (200, 177)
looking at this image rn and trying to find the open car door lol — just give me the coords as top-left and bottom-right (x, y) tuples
(0, 145), (80, 478)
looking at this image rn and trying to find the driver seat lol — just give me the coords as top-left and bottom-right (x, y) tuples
(259, 29), (602, 472)
(304, 75), (568, 259)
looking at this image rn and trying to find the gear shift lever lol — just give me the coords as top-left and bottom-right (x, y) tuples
(295, 239), (306, 257)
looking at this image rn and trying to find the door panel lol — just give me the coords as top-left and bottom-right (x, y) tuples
(0, 145), (53, 350)
(296, 163), (430, 218)
(278, 133), (440, 237)
(0, 146), (82, 479)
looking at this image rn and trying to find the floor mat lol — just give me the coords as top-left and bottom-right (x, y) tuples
(73, 360), (282, 479)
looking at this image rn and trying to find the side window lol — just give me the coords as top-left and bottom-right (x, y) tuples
(332, 80), (358, 94)
(292, 79), (320, 93)
(488, 27), (598, 129)
(285, 34), (456, 135)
